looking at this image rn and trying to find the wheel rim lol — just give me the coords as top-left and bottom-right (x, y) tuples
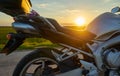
(20, 57), (59, 76)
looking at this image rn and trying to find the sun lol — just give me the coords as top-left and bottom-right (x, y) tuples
(75, 17), (86, 26)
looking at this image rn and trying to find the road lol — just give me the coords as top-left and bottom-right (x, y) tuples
(0, 51), (32, 76)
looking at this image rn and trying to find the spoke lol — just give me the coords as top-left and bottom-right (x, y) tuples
(33, 61), (42, 65)
(20, 57), (59, 76)
(41, 60), (45, 69)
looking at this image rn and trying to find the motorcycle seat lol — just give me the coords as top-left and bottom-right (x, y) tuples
(47, 18), (96, 42)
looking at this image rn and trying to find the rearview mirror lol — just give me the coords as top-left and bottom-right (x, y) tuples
(111, 6), (120, 13)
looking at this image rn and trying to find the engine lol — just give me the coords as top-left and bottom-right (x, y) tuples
(103, 48), (120, 68)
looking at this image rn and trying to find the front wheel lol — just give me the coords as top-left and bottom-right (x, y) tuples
(13, 48), (62, 76)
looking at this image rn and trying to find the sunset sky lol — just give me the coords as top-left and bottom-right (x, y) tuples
(0, 0), (120, 26)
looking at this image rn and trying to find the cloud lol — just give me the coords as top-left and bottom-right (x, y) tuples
(66, 9), (80, 13)
(62, 9), (97, 15)
(104, 0), (112, 3)
(37, 3), (49, 8)
(62, 9), (81, 14)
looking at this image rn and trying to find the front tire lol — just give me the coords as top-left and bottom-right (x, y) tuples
(13, 48), (61, 76)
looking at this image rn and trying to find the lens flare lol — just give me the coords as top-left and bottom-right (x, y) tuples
(75, 17), (86, 26)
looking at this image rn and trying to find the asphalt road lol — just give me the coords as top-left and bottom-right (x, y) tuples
(0, 51), (32, 76)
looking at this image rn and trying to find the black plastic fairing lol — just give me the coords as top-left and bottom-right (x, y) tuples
(0, 33), (25, 55)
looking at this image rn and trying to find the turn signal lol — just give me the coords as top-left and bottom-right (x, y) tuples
(6, 34), (12, 40)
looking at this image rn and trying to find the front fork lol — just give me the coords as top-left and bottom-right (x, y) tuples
(0, 33), (25, 55)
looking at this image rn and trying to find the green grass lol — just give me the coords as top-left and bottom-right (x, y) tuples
(19, 38), (58, 50)
(0, 26), (84, 51)
(0, 26), (14, 49)
(0, 26), (57, 50)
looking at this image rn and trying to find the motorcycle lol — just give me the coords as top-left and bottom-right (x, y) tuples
(0, 0), (120, 76)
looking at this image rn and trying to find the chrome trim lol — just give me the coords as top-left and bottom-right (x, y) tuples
(12, 22), (39, 35)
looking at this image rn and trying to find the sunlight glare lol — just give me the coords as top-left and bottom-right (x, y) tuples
(75, 17), (86, 26)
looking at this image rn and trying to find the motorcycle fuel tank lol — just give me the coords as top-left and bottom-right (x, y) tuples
(87, 12), (120, 37)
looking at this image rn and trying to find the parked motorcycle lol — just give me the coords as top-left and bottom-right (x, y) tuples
(0, 0), (120, 76)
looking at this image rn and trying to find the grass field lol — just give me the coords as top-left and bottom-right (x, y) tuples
(0, 26), (57, 51)
(0, 25), (85, 51)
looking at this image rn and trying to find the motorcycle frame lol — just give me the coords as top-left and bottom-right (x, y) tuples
(52, 43), (93, 62)
(52, 33), (120, 71)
